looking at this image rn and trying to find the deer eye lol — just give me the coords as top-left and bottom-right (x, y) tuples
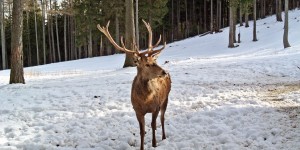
(145, 64), (150, 67)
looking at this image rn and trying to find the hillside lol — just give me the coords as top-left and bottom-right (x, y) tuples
(0, 10), (300, 150)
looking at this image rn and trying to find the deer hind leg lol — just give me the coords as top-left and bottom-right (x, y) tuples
(136, 113), (145, 150)
(160, 98), (168, 140)
(151, 108), (160, 147)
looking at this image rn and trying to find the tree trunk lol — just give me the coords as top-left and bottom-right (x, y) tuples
(215, 0), (220, 32)
(88, 25), (93, 57)
(239, 3), (243, 26)
(135, 0), (139, 49)
(10, 0), (25, 84)
(50, 0), (56, 62)
(228, 6), (234, 48)
(204, 0), (207, 31)
(171, 0), (174, 41)
(210, 0), (213, 33)
(123, 0), (136, 67)
(253, 0), (258, 41)
(100, 35), (103, 56)
(192, 0), (195, 26)
(64, 14), (67, 61)
(218, 0), (221, 30)
(283, 0), (291, 48)
(45, 0), (50, 63)
(260, 0), (265, 18)
(277, 0), (283, 21)
(26, 10), (31, 66)
(78, 45), (81, 59)
(1, 0), (6, 69)
(233, 7), (237, 43)
(55, 1), (61, 62)
(245, 12), (249, 27)
(185, 0), (188, 37)
(177, 0), (181, 39)
(34, 0), (39, 65)
(41, 0), (46, 64)
(74, 20), (78, 59)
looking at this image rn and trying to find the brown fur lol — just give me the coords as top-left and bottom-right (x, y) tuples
(131, 54), (171, 150)
(97, 20), (171, 150)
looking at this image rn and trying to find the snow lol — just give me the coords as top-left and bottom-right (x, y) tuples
(1, 10), (300, 150)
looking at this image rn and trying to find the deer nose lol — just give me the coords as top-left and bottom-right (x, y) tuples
(162, 70), (167, 75)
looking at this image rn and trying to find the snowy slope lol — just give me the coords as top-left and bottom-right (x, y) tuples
(0, 10), (300, 150)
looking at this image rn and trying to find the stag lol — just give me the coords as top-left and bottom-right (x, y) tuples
(97, 20), (171, 150)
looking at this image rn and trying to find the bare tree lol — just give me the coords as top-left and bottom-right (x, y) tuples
(283, 0), (290, 48)
(10, 0), (25, 84)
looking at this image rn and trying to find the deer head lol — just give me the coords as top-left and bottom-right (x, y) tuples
(97, 20), (167, 79)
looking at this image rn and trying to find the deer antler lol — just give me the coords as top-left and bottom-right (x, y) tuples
(98, 20), (166, 57)
(141, 20), (166, 56)
(97, 21), (136, 54)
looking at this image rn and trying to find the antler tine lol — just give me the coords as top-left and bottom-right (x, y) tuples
(148, 42), (166, 56)
(153, 34), (162, 48)
(142, 19), (153, 51)
(97, 21), (135, 54)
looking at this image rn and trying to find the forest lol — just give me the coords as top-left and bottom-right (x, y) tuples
(0, 0), (299, 71)
(0, 0), (300, 149)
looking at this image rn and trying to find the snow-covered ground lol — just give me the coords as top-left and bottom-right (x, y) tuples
(1, 10), (300, 150)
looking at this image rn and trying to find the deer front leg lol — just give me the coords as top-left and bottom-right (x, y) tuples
(151, 108), (160, 147)
(136, 113), (145, 150)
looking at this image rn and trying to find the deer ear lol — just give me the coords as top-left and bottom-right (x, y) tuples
(151, 53), (160, 60)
